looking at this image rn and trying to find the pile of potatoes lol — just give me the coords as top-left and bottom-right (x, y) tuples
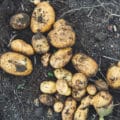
(0, 1), (119, 120)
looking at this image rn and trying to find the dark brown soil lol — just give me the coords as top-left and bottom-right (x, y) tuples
(0, 0), (120, 120)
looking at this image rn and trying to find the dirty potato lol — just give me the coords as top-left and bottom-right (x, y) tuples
(56, 79), (71, 96)
(39, 94), (55, 106)
(48, 19), (76, 48)
(10, 13), (30, 30)
(0, 52), (33, 76)
(72, 53), (98, 77)
(72, 73), (88, 90)
(62, 97), (77, 120)
(53, 101), (64, 113)
(107, 63), (120, 89)
(40, 81), (56, 94)
(87, 84), (97, 95)
(10, 39), (34, 56)
(32, 32), (50, 54)
(54, 68), (72, 86)
(50, 48), (72, 68)
(31, 1), (55, 33)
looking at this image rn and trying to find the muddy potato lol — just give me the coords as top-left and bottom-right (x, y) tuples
(10, 13), (30, 30)
(107, 63), (120, 89)
(72, 73), (88, 90)
(87, 84), (97, 95)
(72, 88), (86, 101)
(31, 1), (55, 33)
(39, 94), (55, 106)
(54, 68), (72, 86)
(72, 53), (98, 77)
(10, 39), (34, 56)
(40, 81), (56, 94)
(53, 101), (64, 113)
(32, 32), (50, 54)
(62, 97), (77, 120)
(50, 48), (72, 68)
(48, 19), (76, 48)
(56, 79), (71, 96)
(0, 52), (33, 76)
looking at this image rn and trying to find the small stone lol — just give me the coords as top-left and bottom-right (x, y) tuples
(113, 25), (117, 32)
(34, 98), (39, 107)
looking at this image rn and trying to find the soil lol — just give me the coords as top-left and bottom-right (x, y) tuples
(0, 0), (120, 120)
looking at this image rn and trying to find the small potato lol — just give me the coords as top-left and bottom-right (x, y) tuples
(53, 101), (64, 113)
(10, 39), (34, 56)
(41, 53), (51, 67)
(72, 53), (98, 77)
(31, 2), (55, 33)
(56, 79), (71, 96)
(48, 19), (76, 48)
(72, 88), (86, 101)
(39, 94), (55, 106)
(30, 0), (41, 5)
(62, 97), (77, 120)
(50, 48), (72, 68)
(10, 13), (30, 30)
(107, 63), (120, 89)
(40, 81), (56, 94)
(0, 52), (33, 76)
(87, 84), (97, 95)
(32, 32), (50, 54)
(72, 73), (88, 90)
(54, 68), (72, 86)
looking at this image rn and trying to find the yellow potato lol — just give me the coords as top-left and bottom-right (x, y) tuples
(86, 84), (97, 95)
(50, 48), (72, 68)
(53, 101), (64, 113)
(10, 39), (34, 56)
(0, 52), (33, 76)
(62, 97), (77, 120)
(40, 81), (56, 94)
(31, 1), (55, 33)
(72, 53), (98, 77)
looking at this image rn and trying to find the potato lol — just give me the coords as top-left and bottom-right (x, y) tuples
(72, 53), (98, 77)
(32, 32), (50, 54)
(106, 63), (120, 89)
(31, 1), (55, 33)
(10, 39), (34, 56)
(72, 73), (87, 90)
(54, 68), (72, 86)
(53, 101), (64, 113)
(40, 81), (56, 94)
(30, 0), (41, 5)
(62, 97), (77, 120)
(39, 94), (55, 106)
(10, 13), (30, 30)
(72, 88), (86, 101)
(48, 19), (76, 48)
(56, 79), (71, 96)
(86, 84), (97, 95)
(0, 52), (33, 76)
(41, 53), (51, 67)
(50, 48), (72, 68)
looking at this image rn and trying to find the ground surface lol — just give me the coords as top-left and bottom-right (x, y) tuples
(0, 0), (120, 120)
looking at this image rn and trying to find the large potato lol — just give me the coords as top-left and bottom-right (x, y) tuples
(48, 19), (76, 48)
(31, 2), (55, 33)
(50, 48), (72, 68)
(62, 97), (77, 120)
(54, 68), (72, 86)
(40, 81), (56, 94)
(72, 73), (87, 90)
(106, 63), (120, 89)
(10, 39), (34, 56)
(0, 52), (33, 76)
(72, 53), (98, 77)
(32, 32), (50, 54)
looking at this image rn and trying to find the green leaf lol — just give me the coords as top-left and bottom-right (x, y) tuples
(47, 72), (54, 77)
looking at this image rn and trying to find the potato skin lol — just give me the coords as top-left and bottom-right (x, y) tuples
(31, 2), (55, 33)
(86, 84), (97, 95)
(50, 48), (72, 68)
(10, 39), (34, 56)
(0, 52), (33, 76)
(53, 101), (64, 113)
(72, 53), (98, 77)
(62, 97), (77, 120)
(40, 81), (56, 94)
